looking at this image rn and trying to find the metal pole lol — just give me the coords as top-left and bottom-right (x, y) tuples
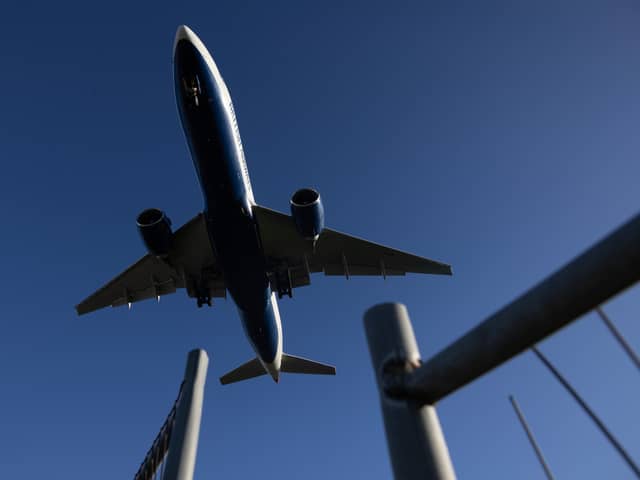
(508, 395), (555, 480)
(532, 347), (640, 478)
(364, 303), (456, 480)
(596, 307), (640, 371)
(397, 213), (640, 404)
(163, 349), (209, 480)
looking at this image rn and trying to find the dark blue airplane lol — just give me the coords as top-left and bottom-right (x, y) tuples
(76, 26), (452, 384)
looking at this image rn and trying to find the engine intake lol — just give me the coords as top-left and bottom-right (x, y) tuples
(136, 208), (173, 257)
(290, 188), (324, 240)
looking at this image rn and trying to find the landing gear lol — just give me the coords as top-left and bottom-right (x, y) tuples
(197, 296), (212, 308)
(277, 286), (292, 299)
(274, 269), (293, 299)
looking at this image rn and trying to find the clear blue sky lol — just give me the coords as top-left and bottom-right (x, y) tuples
(1, 1), (639, 478)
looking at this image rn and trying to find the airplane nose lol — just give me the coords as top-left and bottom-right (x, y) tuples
(174, 25), (196, 53)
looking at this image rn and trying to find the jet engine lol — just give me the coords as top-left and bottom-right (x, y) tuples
(136, 208), (173, 257)
(290, 188), (324, 240)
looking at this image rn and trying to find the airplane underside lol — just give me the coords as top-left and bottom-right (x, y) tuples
(75, 25), (452, 385)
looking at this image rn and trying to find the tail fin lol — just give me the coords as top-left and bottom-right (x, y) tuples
(281, 353), (336, 376)
(220, 357), (266, 385)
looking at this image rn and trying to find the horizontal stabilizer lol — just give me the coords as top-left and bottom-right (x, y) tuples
(220, 357), (266, 385)
(281, 353), (336, 376)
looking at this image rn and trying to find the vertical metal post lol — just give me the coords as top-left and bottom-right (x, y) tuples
(508, 395), (555, 480)
(163, 349), (209, 480)
(364, 303), (456, 480)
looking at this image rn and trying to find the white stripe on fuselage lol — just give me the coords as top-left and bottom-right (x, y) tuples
(262, 292), (283, 380)
(174, 25), (255, 205)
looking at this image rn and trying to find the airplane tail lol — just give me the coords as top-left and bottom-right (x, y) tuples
(219, 354), (335, 385)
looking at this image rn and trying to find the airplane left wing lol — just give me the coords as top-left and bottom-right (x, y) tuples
(253, 205), (451, 294)
(76, 213), (225, 315)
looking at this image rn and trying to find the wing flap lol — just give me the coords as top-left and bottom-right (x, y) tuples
(252, 205), (452, 284)
(316, 228), (452, 276)
(322, 264), (406, 276)
(76, 255), (180, 314)
(76, 213), (225, 315)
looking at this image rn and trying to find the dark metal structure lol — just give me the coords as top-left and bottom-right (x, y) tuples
(134, 383), (182, 480)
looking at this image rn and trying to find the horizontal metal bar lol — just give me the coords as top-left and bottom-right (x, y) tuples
(395, 213), (640, 404)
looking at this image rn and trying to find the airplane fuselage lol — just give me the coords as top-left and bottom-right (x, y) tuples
(173, 27), (282, 380)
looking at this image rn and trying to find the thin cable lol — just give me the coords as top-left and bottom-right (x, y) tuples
(596, 307), (640, 371)
(508, 395), (555, 480)
(532, 346), (640, 478)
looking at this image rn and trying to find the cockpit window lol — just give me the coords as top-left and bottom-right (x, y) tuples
(182, 75), (202, 106)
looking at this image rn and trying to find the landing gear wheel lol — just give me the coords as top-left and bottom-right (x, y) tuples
(277, 288), (292, 299)
(196, 296), (212, 308)
(275, 270), (293, 299)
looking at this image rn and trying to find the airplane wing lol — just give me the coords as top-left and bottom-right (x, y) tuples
(252, 205), (451, 292)
(76, 213), (225, 315)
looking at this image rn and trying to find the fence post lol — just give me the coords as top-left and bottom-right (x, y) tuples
(364, 303), (456, 480)
(162, 349), (209, 480)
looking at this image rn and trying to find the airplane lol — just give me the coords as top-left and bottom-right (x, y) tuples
(76, 25), (452, 385)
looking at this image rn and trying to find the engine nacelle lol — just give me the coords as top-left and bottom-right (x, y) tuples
(136, 208), (173, 257)
(290, 188), (324, 240)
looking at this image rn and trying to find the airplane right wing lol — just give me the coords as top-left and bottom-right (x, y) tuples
(76, 213), (226, 315)
(252, 205), (451, 293)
